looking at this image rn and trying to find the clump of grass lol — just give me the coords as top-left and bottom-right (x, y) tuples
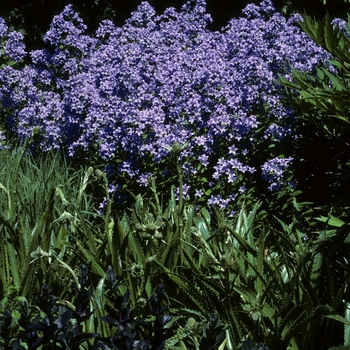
(0, 140), (103, 307)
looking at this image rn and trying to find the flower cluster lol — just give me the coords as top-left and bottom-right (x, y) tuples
(0, 0), (331, 208)
(0, 18), (26, 65)
(261, 156), (293, 192)
(0, 20), (27, 145)
(331, 17), (349, 35)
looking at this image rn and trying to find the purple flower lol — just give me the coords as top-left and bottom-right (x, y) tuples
(242, 0), (275, 20)
(175, 184), (191, 200)
(261, 156), (293, 191)
(0, 18), (7, 37)
(0, 0), (331, 207)
(4, 32), (26, 62)
(331, 18), (348, 34)
(137, 173), (154, 187)
(195, 189), (204, 198)
(44, 5), (87, 47)
(0, 17), (26, 64)
(208, 193), (236, 209)
(198, 154), (209, 167)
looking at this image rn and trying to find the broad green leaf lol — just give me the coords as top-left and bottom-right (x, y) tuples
(315, 215), (345, 227)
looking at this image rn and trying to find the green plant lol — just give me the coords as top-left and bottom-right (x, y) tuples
(0, 140), (105, 308)
(0, 265), (173, 349)
(2, 137), (349, 349)
(278, 12), (350, 212)
(0, 265), (98, 349)
(157, 197), (350, 349)
(239, 339), (270, 350)
(77, 157), (349, 349)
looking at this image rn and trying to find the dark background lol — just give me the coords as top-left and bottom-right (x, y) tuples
(0, 0), (349, 50)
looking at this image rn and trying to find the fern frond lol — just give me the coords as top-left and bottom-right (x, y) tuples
(221, 303), (243, 346)
(281, 305), (332, 348)
(161, 267), (210, 316)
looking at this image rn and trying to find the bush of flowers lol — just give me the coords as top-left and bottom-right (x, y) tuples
(0, 0), (331, 210)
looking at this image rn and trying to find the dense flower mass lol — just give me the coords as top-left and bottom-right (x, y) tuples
(0, 19), (26, 64)
(0, 0), (331, 208)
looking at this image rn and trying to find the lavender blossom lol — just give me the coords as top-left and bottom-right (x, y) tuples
(0, 17), (26, 65)
(261, 157), (293, 191)
(0, 1), (332, 209)
(331, 18), (349, 35)
(0, 18), (7, 37)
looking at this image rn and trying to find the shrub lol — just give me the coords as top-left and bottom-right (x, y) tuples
(1, 143), (349, 348)
(279, 13), (350, 212)
(0, 265), (172, 349)
(0, 0), (331, 212)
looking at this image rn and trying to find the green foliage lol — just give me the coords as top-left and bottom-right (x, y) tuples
(318, 0), (349, 5)
(278, 12), (350, 217)
(159, 198), (350, 349)
(0, 265), (172, 349)
(0, 141), (103, 307)
(280, 13), (350, 122)
(0, 139), (349, 349)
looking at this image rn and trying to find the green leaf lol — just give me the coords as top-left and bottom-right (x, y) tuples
(326, 314), (350, 326)
(256, 231), (265, 297)
(345, 303), (350, 346)
(315, 215), (345, 227)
